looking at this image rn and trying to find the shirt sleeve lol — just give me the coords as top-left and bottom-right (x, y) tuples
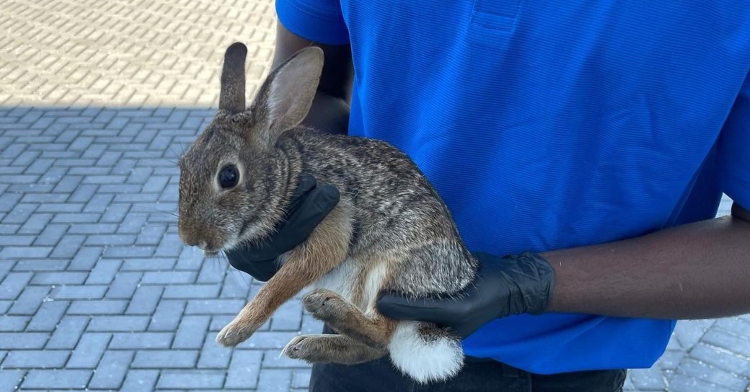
(718, 70), (750, 210)
(275, 0), (350, 45)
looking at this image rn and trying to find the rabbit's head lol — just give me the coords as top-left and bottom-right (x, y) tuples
(177, 42), (324, 255)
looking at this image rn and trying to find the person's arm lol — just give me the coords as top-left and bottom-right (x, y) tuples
(271, 22), (353, 135)
(377, 202), (750, 337)
(544, 201), (750, 319)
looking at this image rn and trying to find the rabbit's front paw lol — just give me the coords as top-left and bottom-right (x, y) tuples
(302, 289), (349, 322)
(216, 321), (259, 347)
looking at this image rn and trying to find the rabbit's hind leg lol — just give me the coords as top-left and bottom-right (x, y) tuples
(283, 334), (387, 364)
(302, 288), (396, 350)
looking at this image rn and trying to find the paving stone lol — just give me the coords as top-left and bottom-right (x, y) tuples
(714, 317), (750, 338)
(674, 358), (749, 391)
(88, 315), (150, 332)
(0, 234), (35, 247)
(105, 272), (143, 299)
(135, 222), (167, 246)
(67, 299), (129, 315)
(246, 331), (302, 350)
(668, 373), (739, 392)
(185, 299), (245, 315)
(102, 245), (157, 258)
(262, 349), (309, 369)
(257, 368), (293, 392)
(164, 284), (221, 299)
(100, 203), (132, 223)
(46, 316), (89, 349)
(85, 234), (137, 246)
(109, 332), (174, 349)
(2, 350), (70, 369)
(126, 285), (163, 315)
(3, 203), (38, 224)
(68, 246), (103, 271)
(270, 301), (304, 331)
(175, 247), (204, 270)
(196, 259), (230, 284)
(13, 259), (68, 272)
(0, 271), (32, 300)
(7, 286), (51, 315)
(88, 350), (134, 389)
(17, 213), (53, 234)
(0, 370), (25, 392)
(197, 333), (232, 369)
(120, 369), (159, 392)
(66, 332), (112, 368)
(52, 285), (108, 300)
(673, 319), (715, 350)
(157, 370), (225, 389)
(148, 300), (185, 331)
(225, 350), (263, 389)
(0, 246), (52, 259)
(22, 369), (93, 389)
(121, 258), (177, 271)
(50, 235), (87, 259)
(628, 367), (667, 391)
(132, 349), (199, 368)
(172, 315), (211, 349)
(0, 315), (29, 331)
(85, 259), (122, 285)
(33, 224), (69, 246)
(690, 343), (750, 377)
(292, 369), (312, 389)
(26, 300), (69, 331)
(219, 276), (253, 298)
(702, 328), (750, 358)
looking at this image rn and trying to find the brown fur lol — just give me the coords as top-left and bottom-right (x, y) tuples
(178, 42), (478, 383)
(303, 289), (396, 349)
(285, 334), (388, 365)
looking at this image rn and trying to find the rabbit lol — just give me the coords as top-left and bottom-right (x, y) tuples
(177, 42), (478, 384)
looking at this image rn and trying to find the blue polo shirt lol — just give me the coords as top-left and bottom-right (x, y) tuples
(276, 0), (750, 374)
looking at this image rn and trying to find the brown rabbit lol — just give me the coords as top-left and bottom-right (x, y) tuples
(177, 42), (478, 383)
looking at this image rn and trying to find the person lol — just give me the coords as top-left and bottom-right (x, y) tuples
(226, 2), (750, 391)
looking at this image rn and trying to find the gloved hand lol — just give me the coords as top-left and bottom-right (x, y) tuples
(225, 173), (340, 282)
(376, 252), (555, 338)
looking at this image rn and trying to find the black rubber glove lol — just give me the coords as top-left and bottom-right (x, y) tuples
(225, 173), (340, 282)
(376, 252), (555, 338)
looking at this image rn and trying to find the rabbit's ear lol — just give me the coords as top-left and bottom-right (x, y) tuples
(250, 46), (324, 147)
(219, 42), (248, 113)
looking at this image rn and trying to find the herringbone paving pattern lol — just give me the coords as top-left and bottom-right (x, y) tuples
(1, 1), (749, 391)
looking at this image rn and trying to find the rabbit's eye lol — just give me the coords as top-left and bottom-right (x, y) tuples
(218, 164), (239, 189)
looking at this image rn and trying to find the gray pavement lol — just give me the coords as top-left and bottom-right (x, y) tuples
(1, 1), (750, 391)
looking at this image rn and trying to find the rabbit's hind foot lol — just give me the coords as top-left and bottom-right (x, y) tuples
(302, 288), (394, 349)
(282, 334), (387, 364)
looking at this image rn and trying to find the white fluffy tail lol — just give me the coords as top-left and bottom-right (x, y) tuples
(387, 321), (464, 384)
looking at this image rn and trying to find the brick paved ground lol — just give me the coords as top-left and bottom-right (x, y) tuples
(1, 1), (749, 391)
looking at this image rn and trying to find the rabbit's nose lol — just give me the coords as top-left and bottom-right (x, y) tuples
(178, 223), (206, 248)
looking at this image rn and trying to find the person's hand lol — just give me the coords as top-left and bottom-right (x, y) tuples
(377, 252), (555, 338)
(225, 173), (340, 282)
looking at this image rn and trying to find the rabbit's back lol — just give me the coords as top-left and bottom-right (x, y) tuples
(278, 128), (477, 299)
